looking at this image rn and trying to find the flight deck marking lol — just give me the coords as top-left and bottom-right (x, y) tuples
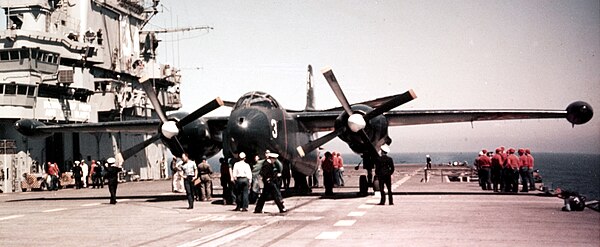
(315, 231), (343, 240)
(367, 199), (380, 204)
(186, 214), (224, 222)
(43, 208), (67, 213)
(348, 211), (366, 217)
(0, 215), (24, 221)
(179, 217), (279, 247)
(81, 203), (101, 207)
(334, 220), (356, 227)
(358, 204), (374, 209)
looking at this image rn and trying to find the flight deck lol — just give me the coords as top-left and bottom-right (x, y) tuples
(1, 165), (598, 246)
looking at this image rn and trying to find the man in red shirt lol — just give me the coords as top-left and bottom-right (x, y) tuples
(47, 162), (60, 191)
(526, 148), (536, 190)
(518, 149), (530, 192)
(478, 149), (492, 190)
(491, 148), (504, 192)
(505, 148), (520, 193)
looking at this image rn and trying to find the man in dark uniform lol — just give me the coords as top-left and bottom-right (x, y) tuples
(72, 161), (83, 189)
(426, 155), (432, 169)
(254, 152), (286, 213)
(376, 144), (395, 205)
(321, 152), (335, 196)
(220, 157), (235, 205)
(105, 157), (122, 204)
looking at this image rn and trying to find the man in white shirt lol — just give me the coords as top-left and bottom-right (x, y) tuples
(232, 152), (252, 211)
(180, 153), (197, 209)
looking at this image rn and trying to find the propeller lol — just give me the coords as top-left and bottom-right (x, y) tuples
(116, 75), (223, 160)
(116, 134), (161, 164)
(297, 67), (417, 157)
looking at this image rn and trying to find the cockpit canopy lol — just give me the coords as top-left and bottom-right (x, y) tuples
(234, 91), (281, 109)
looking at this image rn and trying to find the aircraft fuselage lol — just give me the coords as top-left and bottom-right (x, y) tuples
(223, 91), (319, 176)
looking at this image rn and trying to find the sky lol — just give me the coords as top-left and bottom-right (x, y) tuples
(2, 0), (598, 154)
(146, 0), (599, 154)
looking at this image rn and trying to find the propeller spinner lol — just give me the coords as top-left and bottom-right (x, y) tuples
(297, 67), (416, 157)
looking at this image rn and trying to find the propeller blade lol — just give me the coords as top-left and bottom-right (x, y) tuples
(119, 134), (161, 161)
(173, 137), (185, 156)
(322, 67), (353, 115)
(140, 80), (168, 123)
(178, 97), (224, 127)
(163, 136), (186, 157)
(364, 89), (417, 120)
(297, 128), (344, 157)
(358, 130), (379, 157)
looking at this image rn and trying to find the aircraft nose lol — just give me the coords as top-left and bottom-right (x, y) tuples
(228, 109), (271, 151)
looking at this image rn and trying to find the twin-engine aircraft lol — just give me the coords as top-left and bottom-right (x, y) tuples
(14, 65), (594, 193)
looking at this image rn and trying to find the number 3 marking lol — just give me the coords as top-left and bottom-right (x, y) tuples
(271, 119), (278, 138)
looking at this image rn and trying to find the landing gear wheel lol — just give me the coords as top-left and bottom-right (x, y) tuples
(359, 175), (368, 196)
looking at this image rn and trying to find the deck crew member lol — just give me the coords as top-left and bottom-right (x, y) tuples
(171, 158), (184, 193)
(505, 148), (520, 193)
(526, 149), (536, 190)
(321, 152), (335, 196)
(376, 144), (395, 205)
(180, 153), (198, 209)
(73, 161), (83, 189)
(220, 157), (235, 205)
(254, 152), (287, 214)
(499, 146), (508, 191)
(81, 160), (89, 188)
(426, 154), (432, 169)
(491, 148), (504, 192)
(232, 152), (252, 211)
(48, 162), (60, 191)
(335, 152), (345, 187)
(105, 157), (122, 204)
(196, 157), (213, 201)
(518, 149), (530, 192)
(478, 149), (492, 190)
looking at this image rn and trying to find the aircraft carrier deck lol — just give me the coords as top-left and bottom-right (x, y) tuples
(1, 164), (598, 246)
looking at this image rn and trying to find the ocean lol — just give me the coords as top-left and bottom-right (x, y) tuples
(341, 152), (600, 201)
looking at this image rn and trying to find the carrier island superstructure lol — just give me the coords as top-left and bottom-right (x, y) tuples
(0, 0), (183, 192)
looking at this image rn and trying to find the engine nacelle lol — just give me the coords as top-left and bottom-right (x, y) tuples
(166, 112), (222, 161)
(566, 101), (593, 125)
(14, 119), (52, 138)
(334, 104), (389, 154)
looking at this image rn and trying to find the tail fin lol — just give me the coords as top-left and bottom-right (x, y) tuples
(305, 64), (316, 111)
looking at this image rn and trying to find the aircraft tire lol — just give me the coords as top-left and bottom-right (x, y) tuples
(359, 175), (368, 196)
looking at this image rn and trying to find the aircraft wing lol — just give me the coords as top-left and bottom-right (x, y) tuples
(287, 95), (399, 113)
(16, 119), (162, 134)
(384, 109), (568, 126)
(15, 116), (230, 136)
(296, 105), (589, 132)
